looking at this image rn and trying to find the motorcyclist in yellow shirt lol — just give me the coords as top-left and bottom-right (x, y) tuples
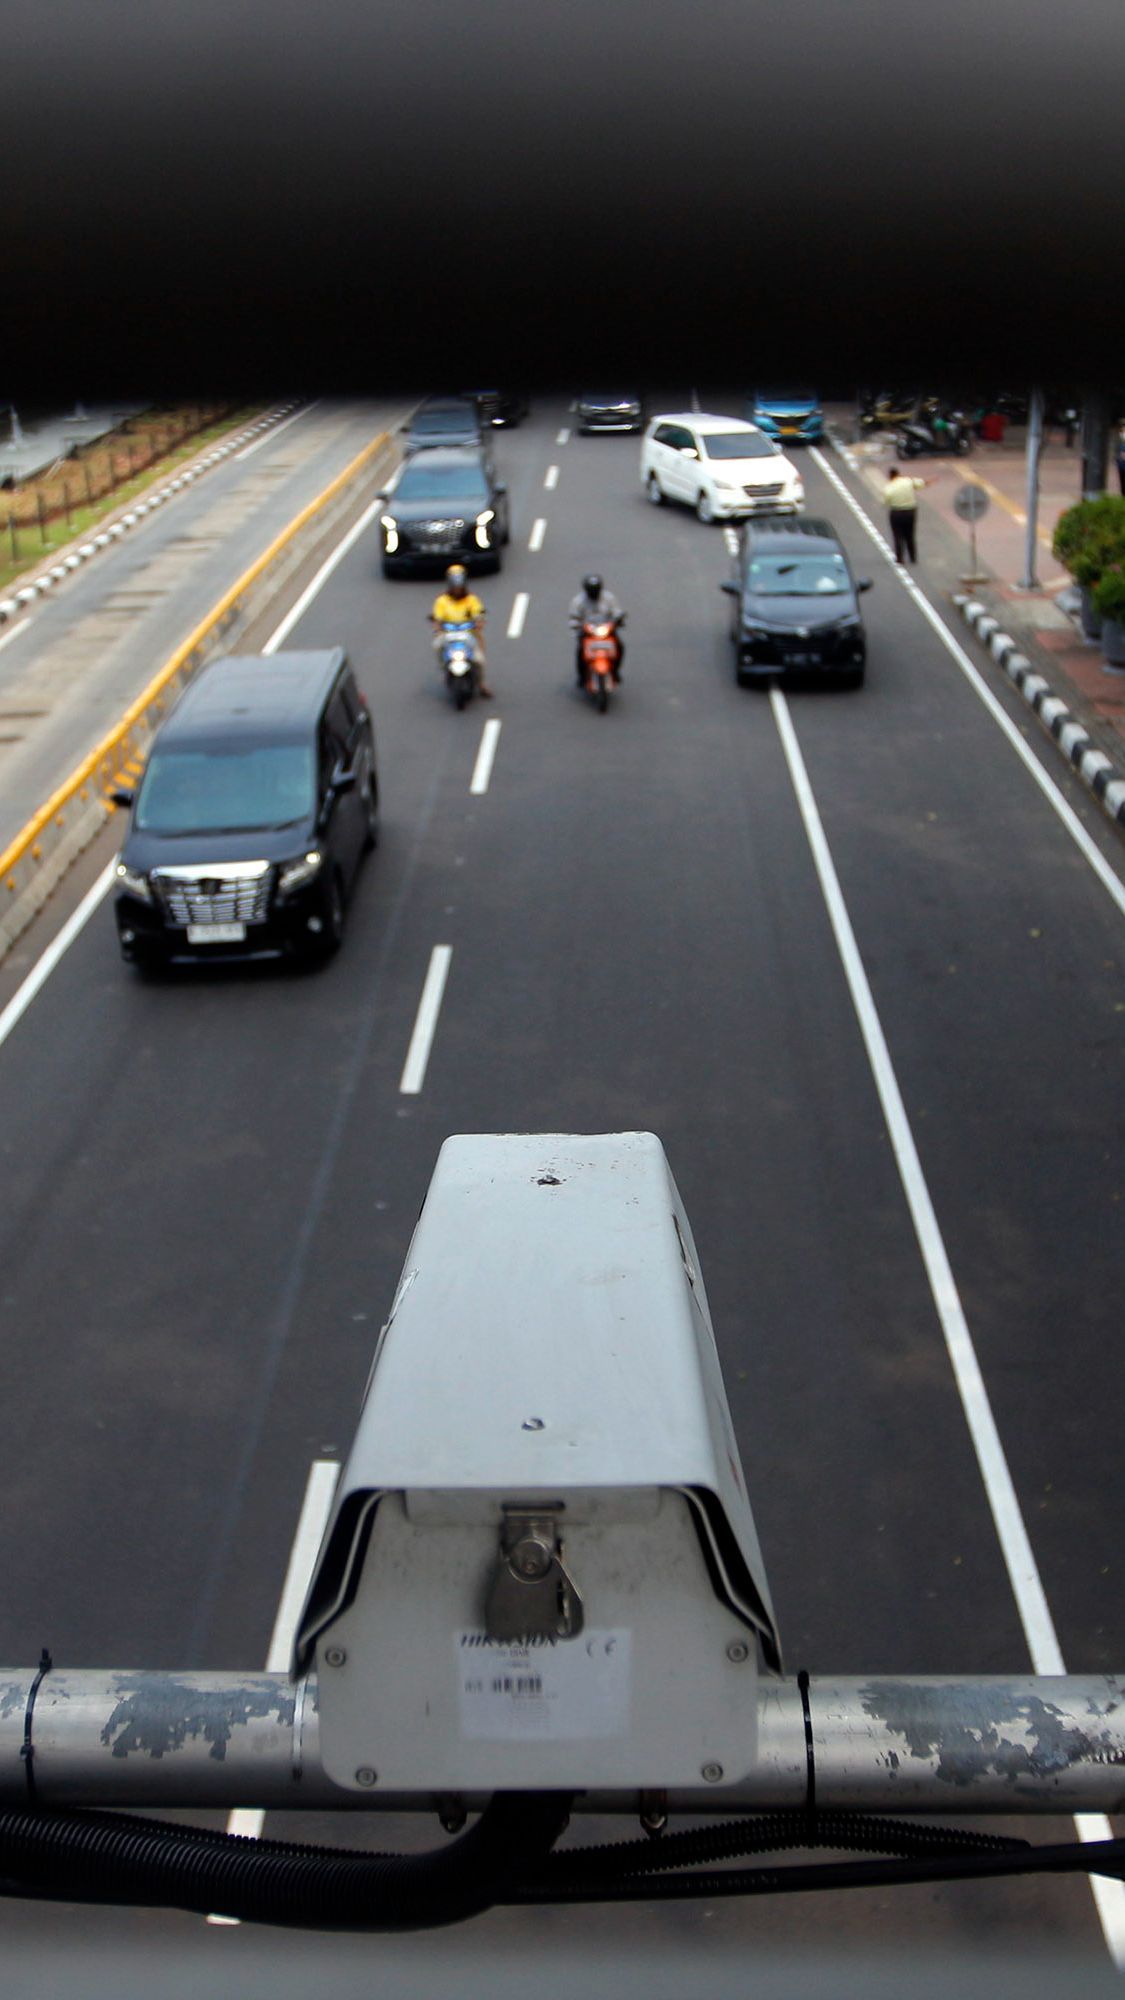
(429, 565), (493, 697)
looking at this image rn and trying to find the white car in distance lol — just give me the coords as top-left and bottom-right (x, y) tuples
(640, 412), (804, 523)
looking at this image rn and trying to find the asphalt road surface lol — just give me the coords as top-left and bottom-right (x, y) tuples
(0, 398), (1123, 1991)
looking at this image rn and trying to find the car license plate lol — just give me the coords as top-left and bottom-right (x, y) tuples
(187, 922), (246, 944)
(787, 653), (813, 667)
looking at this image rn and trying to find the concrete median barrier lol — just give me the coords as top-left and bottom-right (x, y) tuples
(0, 428), (396, 962)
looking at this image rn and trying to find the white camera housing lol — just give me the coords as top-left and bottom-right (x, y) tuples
(295, 1133), (780, 1792)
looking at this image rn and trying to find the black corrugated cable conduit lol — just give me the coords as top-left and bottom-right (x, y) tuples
(0, 1792), (572, 1930)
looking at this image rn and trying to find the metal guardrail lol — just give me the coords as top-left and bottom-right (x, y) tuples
(0, 428), (395, 961)
(2, 1669), (1123, 1816)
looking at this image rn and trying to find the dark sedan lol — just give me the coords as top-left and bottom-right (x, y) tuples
(379, 446), (510, 575)
(463, 389), (530, 427)
(721, 517), (871, 687)
(575, 392), (646, 434)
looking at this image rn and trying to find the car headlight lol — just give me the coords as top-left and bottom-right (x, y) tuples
(278, 850), (323, 897)
(713, 480), (736, 491)
(837, 614), (861, 629)
(115, 861), (151, 903)
(381, 514), (399, 553)
(474, 508), (495, 548)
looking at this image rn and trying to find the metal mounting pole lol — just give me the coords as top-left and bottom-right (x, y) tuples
(3, 1669), (1123, 1817)
(1020, 386), (1045, 591)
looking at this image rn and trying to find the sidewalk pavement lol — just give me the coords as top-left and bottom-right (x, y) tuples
(825, 408), (1125, 779)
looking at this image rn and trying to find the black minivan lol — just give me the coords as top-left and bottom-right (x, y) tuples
(721, 517), (872, 687)
(113, 649), (378, 970)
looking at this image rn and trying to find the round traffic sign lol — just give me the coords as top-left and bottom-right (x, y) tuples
(953, 483), (990, 523)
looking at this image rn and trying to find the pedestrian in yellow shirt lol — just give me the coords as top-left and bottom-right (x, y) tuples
(883, 465), (927, 565)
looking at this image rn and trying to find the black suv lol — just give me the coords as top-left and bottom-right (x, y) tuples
(379, 445), (510, 575)
(113, 649), (378, 969)
(721, 517), (872, 687)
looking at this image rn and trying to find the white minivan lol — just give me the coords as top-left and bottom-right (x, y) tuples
(640, 412), (803, 523)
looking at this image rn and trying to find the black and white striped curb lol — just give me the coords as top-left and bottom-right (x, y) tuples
(0, 402), (303, 624)
(954, 596), (1125, 829)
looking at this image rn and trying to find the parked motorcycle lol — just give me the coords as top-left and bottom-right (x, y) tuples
(896, 400), (972, 458)
(580, 615), (624, 713)
(858, 390), (920, 434)
(439, 621), (480, 709)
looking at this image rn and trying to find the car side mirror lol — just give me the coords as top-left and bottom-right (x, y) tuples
(494, 482), (507, 495)
(333, 769), (357, 795)
(857, 578), (873, 593)
(720, 581), (740, 595)
(681, 446), (699, 459)
(110, 788), (134, 809)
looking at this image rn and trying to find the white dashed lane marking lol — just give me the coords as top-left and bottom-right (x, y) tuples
(470, 717), (502, 796)
(400, 945), (453, 1095)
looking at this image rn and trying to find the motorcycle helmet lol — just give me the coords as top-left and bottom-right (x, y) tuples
(582, 573), (603, 599)
(445, 564), (469, 594)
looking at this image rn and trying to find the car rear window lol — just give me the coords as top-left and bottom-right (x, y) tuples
(136, 744), (316, 833)
(703, 432), (780, 460)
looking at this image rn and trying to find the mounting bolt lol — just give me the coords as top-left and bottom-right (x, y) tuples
(701, 1762), (724, 1784)
(324, 1646), (347, 1668)
(354, 1767), (377, 1787)
(726, 1640), (750, 1664)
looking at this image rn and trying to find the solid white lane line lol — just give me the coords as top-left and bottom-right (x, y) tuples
(0, 860), (118, 1052)
(207, 1458), (340, 1919)
(770, 684), (1125, 1967)
(529, 518), (547, 553)
(470, 717), (502, 796)
(556, 427), (570, 445)
(0, 617), (31, 655)
(263, 498), (384, 653)
(544, 465), (559, 490)
(809, 445), (1125, 921)
(399, 944), (452, 1094)
(234, 402), (320, 461)
(507, 591), (529, 639)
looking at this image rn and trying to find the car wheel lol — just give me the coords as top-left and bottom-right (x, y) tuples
(129, 949), (168, 981)
(696, 489), (715, 524)
(362, 778), (379, 852)
(645, 472), (665, 506)
(321, 870), (346, 956)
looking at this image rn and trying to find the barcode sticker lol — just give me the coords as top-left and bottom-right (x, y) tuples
(455, 1630), (630, 1740)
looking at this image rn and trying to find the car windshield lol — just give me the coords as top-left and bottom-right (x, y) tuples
(395, 464), (489, 503)
(747, 555), (850, 596)
(581, 393), (637, 404)
(135, 744), (316, 833)
(702, 431), (779, 460)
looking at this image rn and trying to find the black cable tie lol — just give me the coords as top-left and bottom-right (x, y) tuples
(21, 1648), (53, 1806)
(797, 1669), (817, 1838)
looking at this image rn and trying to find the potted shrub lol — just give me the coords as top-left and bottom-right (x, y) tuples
(1093, 566), (1125, 670)
(1052, 495), (1125, 641)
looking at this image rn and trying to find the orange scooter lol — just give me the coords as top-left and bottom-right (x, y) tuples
(580, 615), (625, 713)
